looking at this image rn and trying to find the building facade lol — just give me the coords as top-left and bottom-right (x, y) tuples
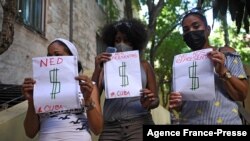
(0, 1), (127, 140)
(0, 0), (125, 85)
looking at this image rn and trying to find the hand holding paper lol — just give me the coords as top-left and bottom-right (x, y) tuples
(32, 56), (80, 113)
(172, 48), (215, 101)
(140, 88), (156, 109)
(75, 75), (95, 100)
(104, 50), (142, 99)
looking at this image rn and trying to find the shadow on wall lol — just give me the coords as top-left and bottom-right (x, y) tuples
(0, 98), (171, 141)
(0, 101), (38, 141)
(151, 105), (171, 125)
(0, 100), (99, 141)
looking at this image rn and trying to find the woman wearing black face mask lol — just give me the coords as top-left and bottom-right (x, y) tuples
(169, 8), (248, 124)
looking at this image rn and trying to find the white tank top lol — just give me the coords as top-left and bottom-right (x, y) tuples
(38, 91), (91, 141)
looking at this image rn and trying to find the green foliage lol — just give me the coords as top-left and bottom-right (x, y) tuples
(138, 0), (249, 110)
(141, 0), (185, 107)
(98, 0), (120, 23)
(210, 23), (250, 64)
(154, 31), (186, 107)
(230, 34), (250, 64)
(154, 32), (186, 79)
(132, 0), (141, 11)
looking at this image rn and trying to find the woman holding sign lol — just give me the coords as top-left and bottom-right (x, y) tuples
(92, 18), (159, 141)
(22, 38), (103, 141)
(169, 8), (248, 124)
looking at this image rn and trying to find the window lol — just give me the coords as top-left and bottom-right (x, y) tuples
(16, 0), (45, 34)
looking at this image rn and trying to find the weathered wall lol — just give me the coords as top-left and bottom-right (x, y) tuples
(0, 0), (120, 84)
(0, 101), (170, 141)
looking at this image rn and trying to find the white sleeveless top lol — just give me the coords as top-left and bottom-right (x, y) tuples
(38, 92), (91, 141)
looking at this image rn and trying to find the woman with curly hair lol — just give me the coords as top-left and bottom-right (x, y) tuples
(92, 18), (159, 141)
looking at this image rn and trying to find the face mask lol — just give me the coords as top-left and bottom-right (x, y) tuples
(183, 30), (206, 51)
(115, 42), (133, 52)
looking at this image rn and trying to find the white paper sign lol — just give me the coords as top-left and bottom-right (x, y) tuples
(32, 56), (81, 113)
(172, 48), (215, 101)
(104, 50), (142, 99)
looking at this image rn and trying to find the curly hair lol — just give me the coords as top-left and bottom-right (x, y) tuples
(101, 18), (148, 52)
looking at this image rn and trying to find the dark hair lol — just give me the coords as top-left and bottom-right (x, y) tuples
(77, 60), (83, 73)
(182, 7), (208, 27)
(48, 40), (73, 55)
(101, 18), (148, 52)
(48, 40), (83, 73)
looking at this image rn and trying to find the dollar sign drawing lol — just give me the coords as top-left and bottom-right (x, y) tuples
(49, 68), (61, 99)
(189, 61), (199, 90)
(119, 62), (129, 87)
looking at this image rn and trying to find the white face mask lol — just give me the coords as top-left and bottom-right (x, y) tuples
(115, 43), (133, 52)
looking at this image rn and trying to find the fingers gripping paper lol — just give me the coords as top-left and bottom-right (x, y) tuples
(172, 48), (215, 101)
(32, 56), (80, 113)
(104, 50), (142, 99)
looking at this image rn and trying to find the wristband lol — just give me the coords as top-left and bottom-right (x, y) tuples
(220, 71), (232, 80)
(83, 99), (96, 111)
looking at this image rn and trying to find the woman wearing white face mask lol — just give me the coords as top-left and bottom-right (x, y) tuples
(114, 42), (133, 52)
(92, 18), (159, 141)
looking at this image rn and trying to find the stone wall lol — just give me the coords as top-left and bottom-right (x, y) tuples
(0, 0), (124, 84)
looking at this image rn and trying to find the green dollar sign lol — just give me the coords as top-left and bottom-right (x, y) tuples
(49, 68), (61, 99)
(189, 61), (199, 90)
(119, 62), (129, 87)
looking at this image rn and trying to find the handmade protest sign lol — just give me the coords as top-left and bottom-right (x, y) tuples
(172, 48), (215, 101)
(32, 56), (80, 113)
(104, 50), (142, 99)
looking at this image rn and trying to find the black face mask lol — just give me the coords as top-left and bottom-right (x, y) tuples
(183, 30), (206, 51)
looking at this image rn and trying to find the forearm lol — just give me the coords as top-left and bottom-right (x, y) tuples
(86, 106), (103, 135)
(91, 67), (102, 83)
(145, 61), (159, 110)
(84, 97), (103, 135)
(83, 86), (103, 135)
(92, 69), (104, 96)
(24, 101), (40, 138)
(223, 77), (248, 101)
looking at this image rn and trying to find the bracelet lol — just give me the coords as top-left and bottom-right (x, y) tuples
(219, 71), (232, 81)
(83, 99), (96, 111)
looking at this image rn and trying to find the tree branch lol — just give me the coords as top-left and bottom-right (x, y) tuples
(0, 0), (16, 54)
(147, 0), (165, 39)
